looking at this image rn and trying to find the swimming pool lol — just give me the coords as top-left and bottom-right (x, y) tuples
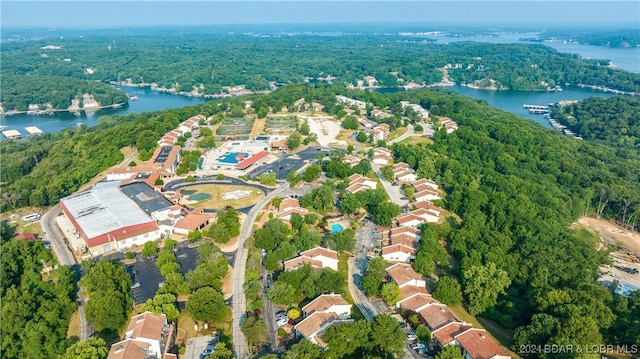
(330, 223), (344, 234)
(218, 152), (249, 164)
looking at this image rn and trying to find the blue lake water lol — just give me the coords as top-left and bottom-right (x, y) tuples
(1, 31), (635, 135)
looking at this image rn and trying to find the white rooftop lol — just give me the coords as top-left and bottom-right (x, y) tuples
(2, 129), (22, 139)
(61, 186), (154, 239)
(25, 126), (44, 135)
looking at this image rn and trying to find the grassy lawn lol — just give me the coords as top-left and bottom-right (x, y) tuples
(66, 310), (81, 340)
(337, 129), (356, 143)
(398, 136), (434, 146)
(338, 252), (366, 321)
(176, 307), (232, 344)
(182, 184), (264, 209)
(387, 127), (408, 141)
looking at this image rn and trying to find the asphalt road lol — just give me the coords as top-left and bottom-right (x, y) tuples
(388, 124), (414, 145)
(349, 220), (423, 359)
(372, 163), (410, 208)
(41, 204), (76, 266)
(231, 184), (288, 359)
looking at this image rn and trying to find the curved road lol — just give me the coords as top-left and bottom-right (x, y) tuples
(231, 183), (288, 358)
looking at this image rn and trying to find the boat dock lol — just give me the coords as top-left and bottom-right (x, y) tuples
(523, 104), (550, 114)
(25, 126), (44, 136)
(2, 129), (22, 139)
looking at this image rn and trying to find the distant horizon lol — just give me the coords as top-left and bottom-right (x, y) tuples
(1, 1), (638, 29)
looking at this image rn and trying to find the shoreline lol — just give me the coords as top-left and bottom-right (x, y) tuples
(0, 102), (127, 117)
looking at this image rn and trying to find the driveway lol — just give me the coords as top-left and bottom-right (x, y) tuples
(372, 163), (409, 208)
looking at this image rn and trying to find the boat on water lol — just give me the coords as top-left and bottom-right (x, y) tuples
(127, 94), (138, 101)
(0, 125), (8, 131)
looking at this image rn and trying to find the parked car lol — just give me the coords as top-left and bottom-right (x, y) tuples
(276, 317), (289, 327)
(200, 345), (215, 359)
(412, 343), (426, 350)
(407, 334), (417, 341)
(131, 282), (141, 289)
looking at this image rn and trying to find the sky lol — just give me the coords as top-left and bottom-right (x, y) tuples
(1, 1), (638, 29)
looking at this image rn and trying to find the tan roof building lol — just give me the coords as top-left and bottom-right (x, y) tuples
(283, 247), (338, 271)
(386, 263), (426, 288)
(455, 329), (510, 359)
(302, 293), (352, 317)
(397, 293), (439, 312)
(419, 304), (458, 331)
(108, 311), (174, 359)
(432, 321), (473, 347)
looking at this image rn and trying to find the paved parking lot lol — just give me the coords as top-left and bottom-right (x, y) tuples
(246, 146), (328, 180)
(184, 333), (219, 359)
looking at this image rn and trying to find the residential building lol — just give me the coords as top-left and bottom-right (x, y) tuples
(336, 95), (367, 109)
(381, 244), (416, 263)
(345, 174), (377, 194)
(414, 189), (441, 202)
(386, 263), (426, 288)
(370, 123), (390, 142)
(392, 162), (417, 182)
(397, 293), (439, 312)
(418, 304), (458, 331)
(455, 329), (511, 359)
(371, 109), (393, 120)
(372, 147), (393, 165)
(439, 117), (459, 134)
(343, 154), (361, 167)
(413, 178), (439, 192)
(432, 322), (473, 347)
(398, 285), (431, 306)
(302, 293), (352, 318)
(283, 246), (339, 271)
(277, 198), (309, 221)
(400, 101), (430, 119)
(294, 312), (353, 349)
(107, 311), (175, 359)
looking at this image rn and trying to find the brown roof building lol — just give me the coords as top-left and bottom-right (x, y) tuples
(455, 329), (510, 359)
(418, 304), (458, 331)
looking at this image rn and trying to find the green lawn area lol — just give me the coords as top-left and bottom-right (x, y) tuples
(387, 127), (408, 141)
(338, 252), (365, 321)
(181, 184), (264, 210)
(398, 136), (434, 146)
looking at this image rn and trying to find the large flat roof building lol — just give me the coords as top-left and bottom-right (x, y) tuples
(60, 185), (160, 255)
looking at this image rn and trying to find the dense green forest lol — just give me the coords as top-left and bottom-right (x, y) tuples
(0, 75), (127, 112)
(2, 83), (640, 354)
(552, 96), (640, 157)
(0, 223), (78, 358)
(1, 30), (639, 97)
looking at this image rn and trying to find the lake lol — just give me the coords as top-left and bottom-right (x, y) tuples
(1, 30), (635, 136)
(0, 86), (209, 135)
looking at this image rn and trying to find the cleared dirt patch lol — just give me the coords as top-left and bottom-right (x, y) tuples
(578, 217), (640, 256)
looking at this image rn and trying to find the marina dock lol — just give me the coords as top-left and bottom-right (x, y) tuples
(25, 126), (44, 136)
(2, 129), (22, 139)
(523, 104), (550, 114)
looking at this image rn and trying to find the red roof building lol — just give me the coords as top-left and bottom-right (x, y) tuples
(236, 151), (269, 170)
